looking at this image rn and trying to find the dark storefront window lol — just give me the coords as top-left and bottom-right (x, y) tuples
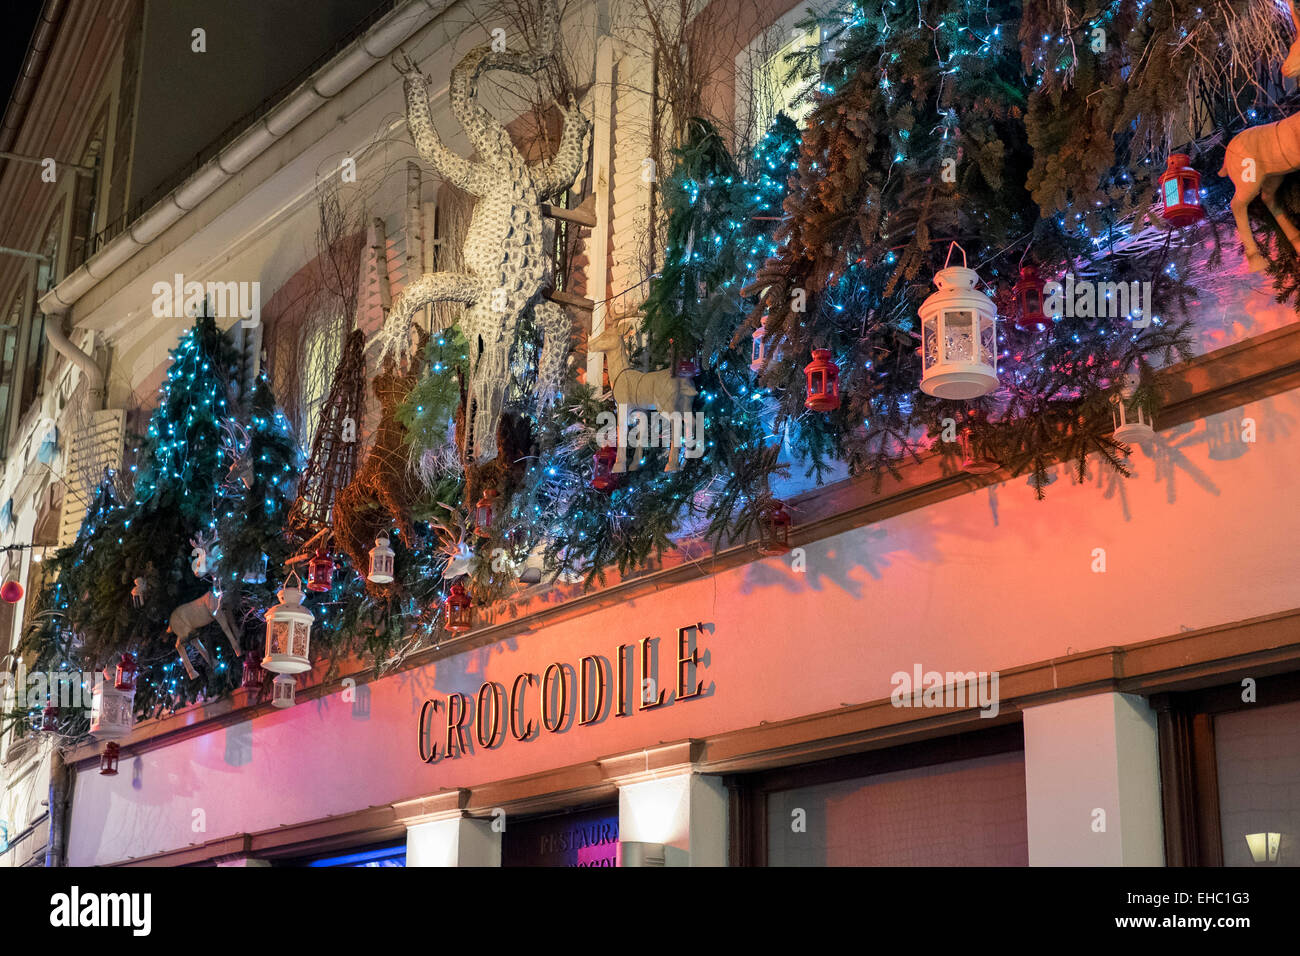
(729, 723), (1029, 866)
(299, 843), (406, 867)
(501, 803), (620, 867)
(1156, 671), (1300, 866)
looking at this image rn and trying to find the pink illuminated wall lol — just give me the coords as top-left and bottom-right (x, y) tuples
(66, 388), (1300, 865)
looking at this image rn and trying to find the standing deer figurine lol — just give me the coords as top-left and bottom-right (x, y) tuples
(588, 324), (697, 474)
(1219, 0), (1300, 271)
(167, 587), (242, 679)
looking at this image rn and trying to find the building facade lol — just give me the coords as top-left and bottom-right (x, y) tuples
(2, 0), (1299, 868)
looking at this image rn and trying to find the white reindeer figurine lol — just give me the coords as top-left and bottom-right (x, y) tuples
(588, 324), (697, 474)
(1219, 0), (1300, 271)
(168, 588), (242, 679)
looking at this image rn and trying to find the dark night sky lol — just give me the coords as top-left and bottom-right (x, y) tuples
(0, 1), (47, 121)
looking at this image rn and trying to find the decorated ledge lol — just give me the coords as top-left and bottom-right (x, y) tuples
(108, 606), (1300, 866)
(63, 322), (1300, 770)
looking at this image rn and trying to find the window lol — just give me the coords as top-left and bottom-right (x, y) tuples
(729, 724), (1028, 866)
(0, 291), (24, 455)
(19, 206), (64, 418)
(736, 7), (830, 149)
(301, 315), (344, 448)
(1156, 673), (1300, 866)
(68, 105), (109, 271)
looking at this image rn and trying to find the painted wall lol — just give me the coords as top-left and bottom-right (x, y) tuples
(66, 385), (1300, 865)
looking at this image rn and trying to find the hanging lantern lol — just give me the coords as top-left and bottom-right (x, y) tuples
(675, 355), (700, 378)
(241, 652), (265, 689)
(271, 674), (296, 709)
(1111, 375), (1155, 447)
(750, 316), (769, 372)
(262, 571), (314, 675)
(1012, 266), (1050, 333)
(91, 667), (135, 740)
(114, 653), (137, 691)
(1, 580), (22, 604)
(592, 446), (619, 492)
(367, 535), (395, 584)
(306, 549), (334, 592)
(99, 742), (121, 777)
(757, 500), (792, 556)
(130, 577), (147, 608)
(444, 581), (473, 633)
(1157, 154), (1204, 227)
(918, 244), (999, 399)
(960, 428), (1000, 475)
(40, 704), (58, 733)
(804, 350), (841, 412)
(474, 488), (498, 538)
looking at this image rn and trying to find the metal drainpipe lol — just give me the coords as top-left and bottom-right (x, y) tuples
(45, 315), (105, 410)
(44, 745), (70, 867)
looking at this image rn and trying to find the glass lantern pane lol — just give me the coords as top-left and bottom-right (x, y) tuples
(979, 317), (996, 365)
(269, 620), (290, 655)
(1025, 289), (1040, 312)
(1163, 179), (1180, 207)
(943, 311), (975, 361)
(922, 318), (938, 367)
(752, 339), (761, 362)
(1182, 182), (1198, 206)
(291, 623), (309, 658)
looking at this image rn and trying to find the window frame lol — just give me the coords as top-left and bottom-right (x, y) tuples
(1153, 670), (1300, 866)
(724, 721), (1025, 866)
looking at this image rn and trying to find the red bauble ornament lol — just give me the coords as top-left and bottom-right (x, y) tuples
(757, 500), (793, 556)
(592, 445), (619, 491)
(114, 653), (137, 691)
(100, 742), (121, 776)
(1, 580), (23, 604)
(1157, 154), (1204, 227)
(804, 349), (840, 412)
(1012, 266), (1050, 333)
(444, 581), (473, 634)
(306, 550), (334, 592)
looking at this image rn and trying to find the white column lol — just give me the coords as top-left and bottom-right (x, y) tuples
(1023, 692), (1164, 866)
(617, 773), (727, 867)
(406, 815), (500, 867)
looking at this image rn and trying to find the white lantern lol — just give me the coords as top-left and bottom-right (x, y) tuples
(271, 674), (296, 709)
(262, 571), (314, 674)
(368, 535), (395, 584)
(918, 244), (999, 399)
(89, 671), (135, 740)
(1111, 374), (1154, 447)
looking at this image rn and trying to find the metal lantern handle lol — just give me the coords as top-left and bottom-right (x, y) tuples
(284, 569), (303, 590)
(943, 241), (968, 270)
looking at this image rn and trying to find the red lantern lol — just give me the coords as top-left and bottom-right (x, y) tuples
(804, 349), (840, 412)
(960, 428), (1000, 475)
(474, 487), (498, 538)
(241, 652), (265, 689)
(40, 704), (58, 733)
(114, 653), (137, 691)
(100, 742), (121, 776)
(757, 500), (793, 556)
(592, 445), (619, 492)
(444, 581), (473, 634)
(676, 356), (700, 378)
(1157, 154), (1204, 227)
(750, 316), (769, 372)
(1, 580), (23, 604)
(306, 550), (334, 592)
(1013, 266), (1050, 333)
